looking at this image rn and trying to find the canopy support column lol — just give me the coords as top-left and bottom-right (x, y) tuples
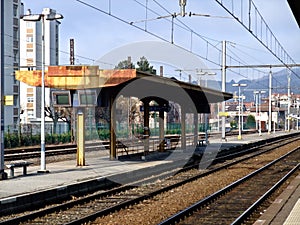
(181, 108), (186, 149)
(143, 99), (150, 155)
(158, 107), (165, 152)
(110, 94), (117, 160)
(194, 113), (198, 146)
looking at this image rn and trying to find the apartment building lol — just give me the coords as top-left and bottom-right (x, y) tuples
(0, 0), (21, 128)
(20, 7), (61, 123)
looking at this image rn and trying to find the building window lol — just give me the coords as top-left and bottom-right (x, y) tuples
(26, 28), (33, 34)
(13, 75), (18, 84)
(27, 88), (34, 93)
(13, 27), (18, 40)
(13, 108), (19, 116)
(13, 50), (18, 62)
(26, 35), (33, 43)
(28, 110), (34, 118)
(13, 62), (19, 70)
(26, 51), (34, 59)
(13, 18), (18, 26)
(13, 85), (19, 93)
(26, 22), (33, 28)
(13, 117), (18, 125)
(27, 97), (34, 103)
(26, 59), (34, 64)
(13, 4), (18, 17)
(14, 95), (19, 106)
(13, 40), (18, 48)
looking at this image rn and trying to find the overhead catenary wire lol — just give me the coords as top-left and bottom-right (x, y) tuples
(0, 28), (109, 67)
(134, 0), (296, 82)
(75, 0), (268, 81)
(214, 0), (300, 80)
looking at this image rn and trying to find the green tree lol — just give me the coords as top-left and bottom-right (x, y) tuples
(230, 120), (237, 129)
(246, 114), (256, 129)
(115, 58), (135, 69)
(136, 56), (156, 75)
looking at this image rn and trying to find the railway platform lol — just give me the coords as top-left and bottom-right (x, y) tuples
(0, 130), (299, 224)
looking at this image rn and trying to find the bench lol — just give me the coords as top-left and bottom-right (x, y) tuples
(104, 141), (128, 155)
(158, 136), (180, 150)
(6, 161), (33, 177)
(116, 141), (128, 155)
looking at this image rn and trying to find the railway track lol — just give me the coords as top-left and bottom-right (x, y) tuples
(160, 148), (300, 225)
(1, 134), (299, 225)
(4, 131), (298, 162)
(3, 141), (107, 161)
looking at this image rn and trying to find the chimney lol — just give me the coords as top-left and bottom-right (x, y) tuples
(127, 56), (132, 69)
(160, 66), (163, 77)
(26, 9), (31, 15)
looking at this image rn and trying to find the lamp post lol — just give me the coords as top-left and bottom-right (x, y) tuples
(254, 90), (266, 136)
(197, 70), (216, 87)
(197, 70), (216, 144)
(232, 83), (247, 140)
(241, 94), (245, 131)
(287, 70), (291, 132)
(254, 92), (258, 130)
(21, 10), (63, 173)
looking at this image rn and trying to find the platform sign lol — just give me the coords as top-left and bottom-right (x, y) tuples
(4, 95), (13, 106)
(78, 90), (97, 106)
(272, 112), (278, 122)
(52, 91), (71, 107)
(218, 112), (228, 117)
(77, 112), (85, 166)
(140, 105), (170, 112)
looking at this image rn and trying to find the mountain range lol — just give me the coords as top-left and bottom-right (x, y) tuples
(206, 67), (300, 102)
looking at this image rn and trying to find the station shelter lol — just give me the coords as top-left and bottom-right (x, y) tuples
(16, 65), (232, 159)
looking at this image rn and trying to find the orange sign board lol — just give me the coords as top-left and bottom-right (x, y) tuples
(15, 66), (137, 90)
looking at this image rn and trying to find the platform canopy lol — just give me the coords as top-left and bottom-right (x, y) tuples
(16, 65), (232, 113)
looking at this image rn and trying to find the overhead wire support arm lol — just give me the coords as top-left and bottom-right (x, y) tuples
(76, 0), (265, 77)
(226, 64), (300, 69)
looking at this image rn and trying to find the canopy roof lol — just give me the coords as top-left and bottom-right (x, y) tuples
(16, 66), (232, 113)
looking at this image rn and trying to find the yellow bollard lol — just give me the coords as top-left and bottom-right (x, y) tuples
(77, 112), (85, 166)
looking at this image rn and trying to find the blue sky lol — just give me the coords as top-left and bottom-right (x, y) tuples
(21, 0), (300, 82)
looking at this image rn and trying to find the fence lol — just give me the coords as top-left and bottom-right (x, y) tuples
(4, 122), (212, 149)
(4, 122), (72, 149)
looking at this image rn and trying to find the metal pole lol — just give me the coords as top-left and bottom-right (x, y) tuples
(221, 40), (226, 140)
(297, 101), (299, 131)
(255, 92), (258, 131)
(21, 11), (63, 172)
(273, 114), (276, 133)
(238, 86), (241, 140)
(259, 92), (262, 136)
(0, 0), (7, 179)
(268, 69), (272, 134)
(241, 94), (244, 131)
(287, 70), (291, 132)
(205, 114), (208, 144)
(38, 16), (48, 173)
(217, 103), (220, 132)
(77, 112), (85, 166)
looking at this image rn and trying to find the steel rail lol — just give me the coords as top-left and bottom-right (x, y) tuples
(1, 134), (299, 224)
(42, 138), (300, 224)
(158, 147), (300, 225)
(231, 163), (300, 225)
